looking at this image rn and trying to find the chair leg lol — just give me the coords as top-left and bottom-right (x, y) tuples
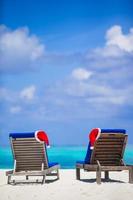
(129, 166), (133, 184)
(57, 169), (59, 179)
(42, 175), (46, 184)
(7, 176), (11, 184)
(105, 171), (109, 180)
(96, 168), (101, 184)
(26, 176), (28, 180)
(76, 168), (80, 180)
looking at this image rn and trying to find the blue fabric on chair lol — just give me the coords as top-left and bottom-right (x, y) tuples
(101, 129), (126, 134)
(9, 132), (35, 138)
(76, 142), (92, 165)
(48, 162), (59, 167)
(84, 142), (92, 164)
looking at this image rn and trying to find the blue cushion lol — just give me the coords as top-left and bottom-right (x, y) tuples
(101, 129), (126, 134)
(9, 132), (35, 138)
(48, 162), (59, 168)
(84, 142), (92, 164)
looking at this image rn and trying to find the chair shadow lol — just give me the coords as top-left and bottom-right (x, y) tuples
(45, 178), (59, 183)
(79, 178), (125, 184)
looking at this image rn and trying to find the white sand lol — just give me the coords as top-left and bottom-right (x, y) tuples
(0, 169), (133, 200)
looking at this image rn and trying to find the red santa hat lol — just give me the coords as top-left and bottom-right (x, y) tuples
(35, 130), (50, 148)
(89, 128), (101, 149)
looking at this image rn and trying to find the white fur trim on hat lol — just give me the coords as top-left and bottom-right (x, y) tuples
(95, 128), (101, 140)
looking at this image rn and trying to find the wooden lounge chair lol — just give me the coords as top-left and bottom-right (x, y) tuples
(76, 132), (133, 184)
(6, 133), (60, 184)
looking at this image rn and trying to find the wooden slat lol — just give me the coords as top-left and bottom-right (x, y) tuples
(16, 157), (44, 161)
(94, 151), (121, 155)
(15, 155), (44, 158)
(12, 139), (44, 145)
(7, 170), (45, 176)
(97, 137), (125, 139)
(14, 147), (44, 152)
(13, 141), (42, 144)
(92, 163), (120, 166)
(15, 152), (44, 155)
(90, 133), (127, 165)
(16, 166), (42, 169)
(13, 142), (44, 146)
(17, 163), (43, 166)
(10, 137), (49, 172)
(13, 141), (41, 144)
(16, 161), (44, 164)
(99, 133), (126, 137)
(14, 150), (44, 153)
(94, 159), (120, 162)
(83, 165), (131, 171)
(16, 164), (45, 167)
(13, 146), (44, 149)
(16, 164), (48, 168)
(97, 139), (125, 142)
(98, 137), (125, 140)
(95, 148), (122, 152)
(95, 155), (120, 159)
(13, 146), (43, 148)
(16, 165), (44, 169)
(14, 154), (44, 159)
(12, 138), (38, 141)
(97, 142), (123, 145)
(95, 145), (122, 148)
(95, 149), (122, 152)
(96, 140), (123, 144)
(16, 163), (45, 167)
(16, 168), (42, 172)
(16, 158), (44, 162)
(13, 146), (44, 150)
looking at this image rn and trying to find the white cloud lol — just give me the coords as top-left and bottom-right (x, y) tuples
(0, 85), (36, 103)
(10, 106), (21, 114)
(87, 25), (133, 59)
(63, 80), (128, 105)
(106, 25), (133, 52)
(0, 25), (45, 73)
(71, 68), (93, 80)
(92, 45), (125, 58)
(20, 85), (36, 100)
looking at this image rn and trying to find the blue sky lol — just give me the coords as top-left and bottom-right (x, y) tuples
(0, 0), (133, 146)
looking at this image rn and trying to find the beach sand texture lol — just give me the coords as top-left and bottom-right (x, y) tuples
(0, 169), (133, 200)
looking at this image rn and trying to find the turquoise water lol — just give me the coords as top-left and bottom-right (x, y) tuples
(0, 146), (133, 169)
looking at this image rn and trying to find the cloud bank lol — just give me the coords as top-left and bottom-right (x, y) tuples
(0, 25), (133, 122)
(0, 25), (45, 73)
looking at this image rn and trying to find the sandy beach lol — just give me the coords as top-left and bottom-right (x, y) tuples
(0, 169), (133, 200)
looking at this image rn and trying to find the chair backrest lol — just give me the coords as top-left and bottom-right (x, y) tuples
(10, 137), (49, 172)
(90, 133), (128, 166)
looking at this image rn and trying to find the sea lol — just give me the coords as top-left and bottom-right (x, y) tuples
(0, 146), (133, 169)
